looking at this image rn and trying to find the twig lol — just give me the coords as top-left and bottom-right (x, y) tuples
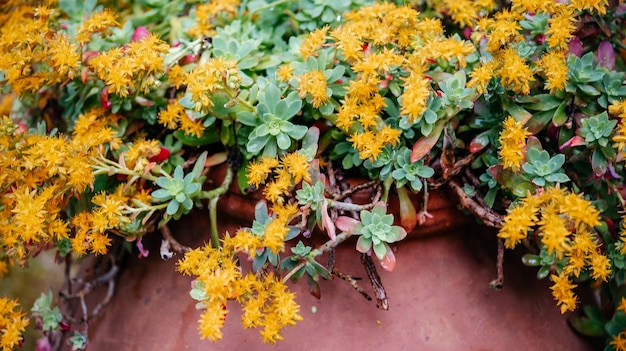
(490, 239), (505, 290)
(281, 261), (306, 284)
(332, 267), (372, 302)
(160, 223), (191, 253)
(361, 254), (388, 311)
(428, 153), (477, 189)
(333, 180), (378, 201)
(447, 180), (504, 228)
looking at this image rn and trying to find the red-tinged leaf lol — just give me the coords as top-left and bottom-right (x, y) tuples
(592, 149), (608, 176)
(441, 127), (455, 178)
(322, 200), (336, 242)
(205, 151), (227, 166)
(598, 40), (616, 70)
(335, 216), (360, 234)
(559, 135), (585, 151)
(100, 86), (111, 110)
(355, 236), (371, 253)
(396, 186), (417, 233)
(81, 67), (89, 84)
(410, 123), (444, 162)
(306, 275), (321, 299)
(469, 130), (490, 153)
(526, 136), (542, 151)
(380, 247), (396, 272)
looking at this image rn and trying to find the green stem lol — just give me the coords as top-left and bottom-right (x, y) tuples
(247, 0), (297, 17)
(201, 166), (235, 248)
(209, 196), (220, 249)
(327, 199), (376, 212)
(312, 232), (353, 256)
(282, 261), (306, 284)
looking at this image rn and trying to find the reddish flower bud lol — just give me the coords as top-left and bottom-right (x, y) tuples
(132, 26), (150, 42)
(100, 86), (111, 110)
(149, 147), (171, 162)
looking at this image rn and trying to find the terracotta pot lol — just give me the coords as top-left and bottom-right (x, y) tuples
(77, 189), (596, 351)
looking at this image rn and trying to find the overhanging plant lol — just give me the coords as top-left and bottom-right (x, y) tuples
(1, 0), (626, 349)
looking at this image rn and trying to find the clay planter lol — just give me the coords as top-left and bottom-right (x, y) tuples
(75, 182), (598, 351)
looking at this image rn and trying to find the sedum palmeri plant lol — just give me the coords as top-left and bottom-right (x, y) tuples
(1, 0), (626, 349)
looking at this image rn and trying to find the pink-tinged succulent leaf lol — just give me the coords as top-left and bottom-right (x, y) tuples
(321, 200), (336, 242)
(355, 235), (372, 253)
(380, 246), (396, 272)
(597, 41), (616, 70)
(397, 186), (417, 233)
(373, 242), (387, 260)
(205, 151), (228, 166)
(559, 135), (585, 151)
(468, 130), (491, 153)
(391, 226), (408, 242)
(306, 274), (321, 299)
(100, 86), (111, 110)
(335, 216), (360, 234)
(410, 123), (444, 162)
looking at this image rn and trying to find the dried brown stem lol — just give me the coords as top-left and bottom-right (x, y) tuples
(428, 153), (477, 189)
(160, 223), (191, 253)
(332, 267), (372, 302)
(361, 253), (388, 311)
(333, 180), (379, 201)
(490, 239), (505, 290)
(447, 180), (504, 228)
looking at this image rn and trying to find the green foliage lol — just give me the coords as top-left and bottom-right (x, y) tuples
(238, 83), (306, 157)
(521, 148), (569, 187)
(391, 147), (434, 192)
(31, 291), (63, 332)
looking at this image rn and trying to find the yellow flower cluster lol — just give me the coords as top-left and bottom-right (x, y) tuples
(177, 239), (302, 344)
(0, 109), (119, 263)
(611, 100), (626, 157)
(498, 187), (608, 313)
(466, 0), (602, 96)
(430, 0), (496, 28)
(319, 3), (477, 160)
(498, 116), (531, 172)
(247, 152), (311, 204)
(188, 0), (241, 38)
(0, 4), (126, 96)
(0, 297), (28, 351)
(89, 33), (169, 97)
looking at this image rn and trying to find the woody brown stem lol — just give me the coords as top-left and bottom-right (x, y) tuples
(361, 253), (388, 311)
(447, 180), (504, 228)
(160, 223), (191, 253)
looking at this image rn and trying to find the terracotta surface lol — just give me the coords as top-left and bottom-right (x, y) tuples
(85, 204), (596, 351)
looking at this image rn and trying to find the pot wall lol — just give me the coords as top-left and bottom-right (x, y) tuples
(83, 204), (595, 351)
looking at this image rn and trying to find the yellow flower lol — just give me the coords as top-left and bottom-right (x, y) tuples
(468, 61), (497, 94)
(498, 116), (531, 172)
(247, 156), (279, 187)
(0, 297), (29, 351)
(611, 331), (626, 351)
(550, 273), (578, 314)
(569, 0), (608, 15)
(537, 50), (568, 93)
(281, 152), (311, 184)
(198, 301), (227, 342)
(538, 208), (570, 258)
(297, 70), (329, 108)
(300, 26), (329, 58)
(498, 196), (540, 248)
(617, 297), (626, 313)
(76, 9), (119, 44)
(546, 7), (576, 49)
(276, 64), (294, 83)
(399, 67), (430, 123)
(589, 252), (611, 281)
(497, 48), (534, 95)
